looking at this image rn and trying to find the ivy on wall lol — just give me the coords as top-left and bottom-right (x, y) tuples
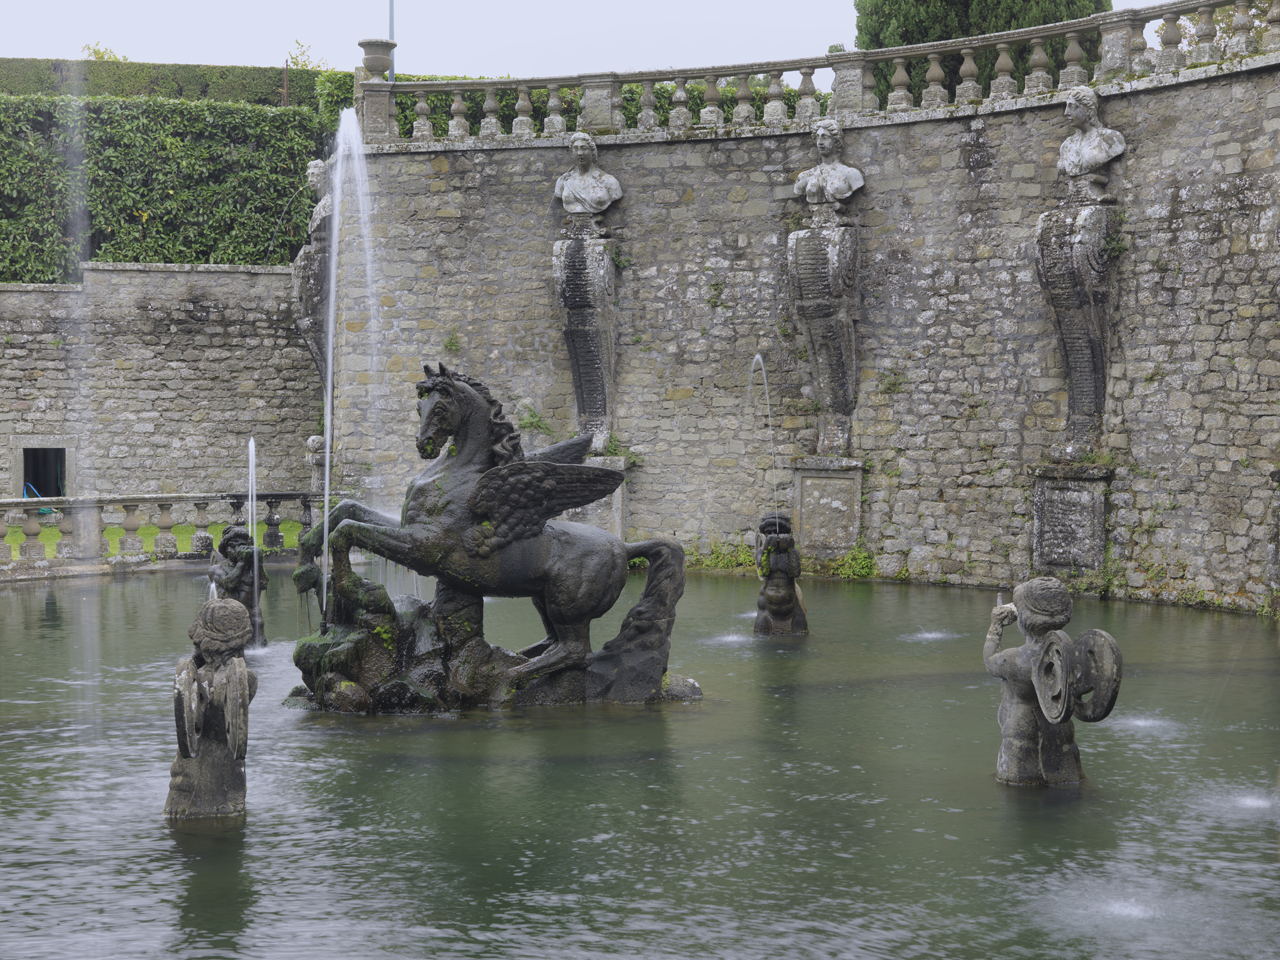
(0, 94), (326, 284)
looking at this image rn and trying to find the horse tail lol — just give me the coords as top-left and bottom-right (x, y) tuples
(587, 538), (686, 702)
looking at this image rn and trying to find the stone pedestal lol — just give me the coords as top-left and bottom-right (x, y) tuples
(786, 208), (859, 457)
(1029, 463), (1114, 572)
(553, 215), (617, 452)
(560, 455), (626, 537)
(791, 457), (863, 559)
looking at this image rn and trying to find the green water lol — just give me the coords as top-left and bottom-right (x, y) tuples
(1, 568), (1278, 959)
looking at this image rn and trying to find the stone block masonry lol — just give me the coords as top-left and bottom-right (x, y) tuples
(0, 264), (322, 522)
(329, 58), (1280, 612)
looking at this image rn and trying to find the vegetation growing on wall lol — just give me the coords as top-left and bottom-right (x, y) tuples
(0, 94), (325, 283)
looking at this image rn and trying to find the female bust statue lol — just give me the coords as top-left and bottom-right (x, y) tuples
(555, 133), (623, 215)
(1057, 87), (1125, 179)
(793, 119), (864, 205)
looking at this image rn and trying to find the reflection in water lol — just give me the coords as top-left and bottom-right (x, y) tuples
(170, 819), (255, 953)
(0, 569), (1278, 958)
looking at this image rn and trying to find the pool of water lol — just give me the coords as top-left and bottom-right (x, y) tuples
(2, 568), (1278, 959)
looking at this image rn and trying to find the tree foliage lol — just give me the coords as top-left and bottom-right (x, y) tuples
(0, 94), (326, 283)
(855, 0), (1112, 106)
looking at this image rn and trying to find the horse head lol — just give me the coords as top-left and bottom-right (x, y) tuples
(415, 362), (466, 460)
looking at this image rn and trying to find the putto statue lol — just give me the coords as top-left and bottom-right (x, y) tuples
(793, 119), (864, 208)
(1057, 87), (1126, 184)
(753, 513), (808, 635)
(208, 526), (269, 645)
(983, 577), (1122, 786)
(292, 363), (696, 712)
(555, 132), (623, 215)
(164, 598), (258, 819)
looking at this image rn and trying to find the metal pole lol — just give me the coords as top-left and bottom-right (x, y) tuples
(389, 0), (396, 82)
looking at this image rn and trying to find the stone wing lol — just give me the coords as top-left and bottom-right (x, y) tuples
(465, 461), (624, 557)
(526, 433), (593, 465)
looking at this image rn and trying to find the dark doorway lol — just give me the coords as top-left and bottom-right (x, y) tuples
(23, 448), (66, 498)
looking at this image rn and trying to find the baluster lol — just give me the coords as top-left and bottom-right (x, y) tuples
(638, 79), (658, 130)
(763, 70), (787, 123)
(795, 66), (820, 121)
(20, 506), (44, 560)
(119, 502), (144, 556)
(264, 498), (284, 548)
(988, 43), (1019, 100)
(1191, 6), (1222, 63)
(154, 502), (177, 556)
(1266, 0), (1280, 52)
(1131, 16), (1155, 76)
(192, 500), (212, 555)
(56, 506), (73, 559)
(861, 61), (878, 114)
(512, 85), (535, 137)
(887, 57), (912, 112)
(732, 72), (755, 125)
(299, 495), (314, 537)
(1156, 15), (1187, 74)
(1024, 38), (1053, 95)
(1227, 0), (1260, 56)
(544, 85), (566, 135)
(1059, 32), (1090, 88)
(956, 48), (982, 102)
(229, 497), (246, 527)
(701, 75), (721, 125)
(448, 89), (469, 138)
(669, 78), (692, 131)
(480, 85), (500, 137)
(413, 91), (433, 139)
(920, 53), (949, 108)
(0, 508), (8, 558)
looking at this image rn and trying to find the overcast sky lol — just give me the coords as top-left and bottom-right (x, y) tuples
(3, 0), (1161, 81)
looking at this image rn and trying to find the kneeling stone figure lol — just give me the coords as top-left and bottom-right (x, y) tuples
(165, 598), (258, 818)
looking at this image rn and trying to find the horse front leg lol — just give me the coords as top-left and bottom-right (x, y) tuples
(326, 519), (429, 614)
(295, 499), (401, 598)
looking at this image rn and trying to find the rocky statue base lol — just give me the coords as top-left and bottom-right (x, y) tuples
(290, 548), (700, 713)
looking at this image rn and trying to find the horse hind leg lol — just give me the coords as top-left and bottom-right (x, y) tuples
(517, 596), (557, 660)
(506, 621), (592, 683)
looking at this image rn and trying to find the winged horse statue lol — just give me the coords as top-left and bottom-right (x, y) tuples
(295, 363), (684, 691)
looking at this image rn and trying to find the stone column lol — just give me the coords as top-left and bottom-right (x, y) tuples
(786, 204), (860, 457)
(1096, 18), (1134, 79)
(361, 82), (396, 137)
(553, 216), (617, 452)
(829, 54), (871, 124)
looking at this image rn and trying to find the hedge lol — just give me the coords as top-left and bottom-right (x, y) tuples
(0, 58), (323, 112)
(0, 94), (326, 283)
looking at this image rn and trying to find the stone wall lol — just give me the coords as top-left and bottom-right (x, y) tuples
(329, 57), (1280, 611)
(0, 264), (322, 514)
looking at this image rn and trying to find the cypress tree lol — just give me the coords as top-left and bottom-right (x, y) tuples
(855, 0), (1112, 107)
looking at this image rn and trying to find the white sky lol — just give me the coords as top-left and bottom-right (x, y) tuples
(2, 0), (1161, 81)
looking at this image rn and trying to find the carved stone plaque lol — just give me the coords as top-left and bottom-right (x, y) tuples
(792, 457), (863, 559)
(1032, 476), (1108, 570)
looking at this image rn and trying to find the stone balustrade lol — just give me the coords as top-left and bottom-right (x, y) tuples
(359, 0), (1280, 140)
(0, 492), (318, 564)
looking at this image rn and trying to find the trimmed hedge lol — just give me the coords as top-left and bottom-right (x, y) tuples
(0, 94), (326, 283)
(0, 58), (323, 111)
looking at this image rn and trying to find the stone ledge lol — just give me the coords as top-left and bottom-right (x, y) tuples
(791, 456), (864, 472)
(1027, 462), (1116, 481)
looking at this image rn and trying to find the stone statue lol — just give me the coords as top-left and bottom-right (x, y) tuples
(983, 577), (1123, 786)
(1057, 87), (1125, 182)
(754, 513), (808, 635)
(306, 159), (332, 234)
(164, 598), (258, 818)
(292, 363), (698, 712)
(793, 119), (864, 207)
(555, 133), (623, 215)
(209, 526), (269, 645)
(292, 159), (331, 376)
